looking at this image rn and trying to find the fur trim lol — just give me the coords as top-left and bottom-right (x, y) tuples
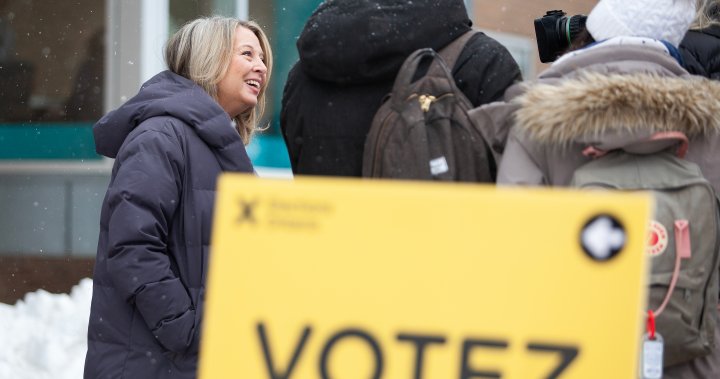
(514, 73), (720, 146)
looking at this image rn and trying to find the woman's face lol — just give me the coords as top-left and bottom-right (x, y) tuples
(216, 26), (267, 117)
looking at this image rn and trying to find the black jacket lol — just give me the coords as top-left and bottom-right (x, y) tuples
(281, 0), (522, 177)
(85, 71), (253, 379)
(680, 25), (720, 79)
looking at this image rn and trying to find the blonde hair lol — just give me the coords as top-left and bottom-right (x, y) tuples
(165, 16), (273, 145)
(692, 0), (720, 29)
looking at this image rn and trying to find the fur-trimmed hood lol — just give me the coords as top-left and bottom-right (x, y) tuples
(513, 72), (720, 150)
(496, 38), (720, 188)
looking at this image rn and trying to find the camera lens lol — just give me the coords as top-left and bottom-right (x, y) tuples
(534, 10), (587, 63)
(566, 15), (588, 45)
(556, 16), (570, 47)
(556, 15), (584, 47)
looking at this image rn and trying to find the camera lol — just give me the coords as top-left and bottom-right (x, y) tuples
(534, 10), (587, 63)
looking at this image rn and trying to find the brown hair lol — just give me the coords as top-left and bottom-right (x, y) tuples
(165, 16), (273, 145)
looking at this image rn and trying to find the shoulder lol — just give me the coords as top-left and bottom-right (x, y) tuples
(681, 28), (720, 77)
(460, 32), (518, 64)
(680, 30), (714, 58)
(452, 31), (522, 105)
(465, 32), (509, 51)
(134, 115), (187, 135)
(682, 28), (720, 49)
(118, 117), (188, 160)
(457, 31), (521, 71)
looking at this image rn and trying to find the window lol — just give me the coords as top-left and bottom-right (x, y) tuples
(0, 0), (105, 160)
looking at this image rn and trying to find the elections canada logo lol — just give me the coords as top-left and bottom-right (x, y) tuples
(237, 198), (259, 225)
(647, 220), (668, 257)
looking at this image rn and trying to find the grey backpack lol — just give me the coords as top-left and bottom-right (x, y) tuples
(570, 135), (720, 366)
(362, 30), (494, 182)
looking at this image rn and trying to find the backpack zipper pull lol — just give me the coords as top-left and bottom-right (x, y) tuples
(418, 94), (436, 112)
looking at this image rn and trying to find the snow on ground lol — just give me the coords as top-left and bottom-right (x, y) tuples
(0, 168), (290, 378)
(0, 279), (92, 379)
(0, 169), (290, 379)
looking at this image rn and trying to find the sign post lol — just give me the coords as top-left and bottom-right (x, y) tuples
(199, 175), (651, 378)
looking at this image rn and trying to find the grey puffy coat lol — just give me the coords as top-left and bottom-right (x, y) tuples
(84, 71), (254, 379)
(476, 37), (720, 377)
(471, 38), (720, 192)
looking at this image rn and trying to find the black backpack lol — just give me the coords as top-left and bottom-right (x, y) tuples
(362, 30), (494, 182)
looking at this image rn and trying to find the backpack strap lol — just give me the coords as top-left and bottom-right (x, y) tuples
(427, 29), (479, 77)
(653, 220), (692, 316)
(389, 48), (440, 100)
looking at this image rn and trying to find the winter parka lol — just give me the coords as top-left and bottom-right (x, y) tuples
(489, 37), (720, 191)
(280, 0), (522, 177)
(680, 25), (720, 80)
(84, 71), (254, 379)
(476, 37), (720, 377)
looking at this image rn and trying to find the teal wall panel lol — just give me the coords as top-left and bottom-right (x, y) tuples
(0, 122), (291, 168)
(247, 134), (291, 168)
(0, 123), (99, 160)
(270, 0), (323, 134)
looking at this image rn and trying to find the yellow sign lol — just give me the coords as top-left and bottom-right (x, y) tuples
(200, 175), (651, 379)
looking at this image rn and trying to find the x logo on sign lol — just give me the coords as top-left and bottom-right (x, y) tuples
(237, 199), (258, 224)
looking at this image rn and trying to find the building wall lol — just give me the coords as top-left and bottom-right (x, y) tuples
(472, 0), (598, 76)
(0, 0), (604, 303)
(0, 172), (108, 256)
(0, 0), (288, 303)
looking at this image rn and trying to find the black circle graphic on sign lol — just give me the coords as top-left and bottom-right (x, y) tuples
(580, 214), (626, 261)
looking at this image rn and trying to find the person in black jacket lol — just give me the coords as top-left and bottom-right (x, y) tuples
(84, 16), (271, 379)
(680, 0), (720, 78)
(281, 0), (522, 177)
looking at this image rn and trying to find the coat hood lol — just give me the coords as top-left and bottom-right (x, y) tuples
(514, 73), (720, 151)
(296, 0), (471, 85)
(94, 71), (240, 159)
(512, 40), (720, 152)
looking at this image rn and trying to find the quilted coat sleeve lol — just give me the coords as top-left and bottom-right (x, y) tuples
(104, 125), (196, 353)
(453, 33), (523, 107)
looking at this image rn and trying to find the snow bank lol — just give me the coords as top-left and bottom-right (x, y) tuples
(0, 278), (92, 379)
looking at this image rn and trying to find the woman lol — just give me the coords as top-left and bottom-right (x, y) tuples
(84, 16), (272, 379)
(280, 0), (522, 177)
(492, 0), (720, 192)
(476, 0), (720, 376)
(681, 0), (720, 79)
